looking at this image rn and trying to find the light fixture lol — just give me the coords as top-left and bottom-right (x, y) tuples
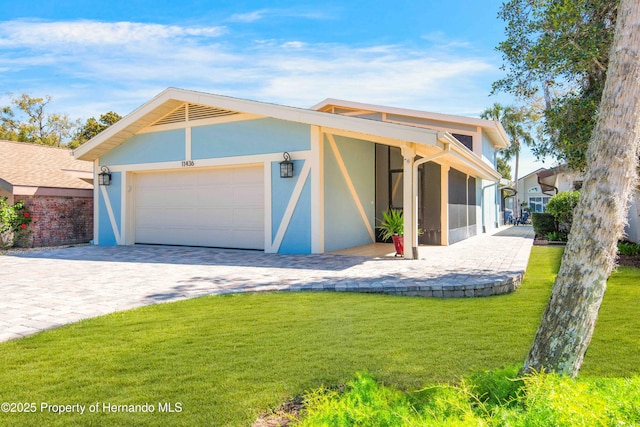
(98, 166), (112, 186)
(279, 152), (294, 178)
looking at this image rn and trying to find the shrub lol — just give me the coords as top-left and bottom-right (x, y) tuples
(296, 369), (640, 426)
(546, 191), (580, 232)
(618, 241), (640, 256)
(546, 231), (568, 242)
(531, 212), (557, 236)
(0, 198), (32, 248)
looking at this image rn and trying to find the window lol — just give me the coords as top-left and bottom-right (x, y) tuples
(452, 133), (473, 151)
(529, 196), (551, 213)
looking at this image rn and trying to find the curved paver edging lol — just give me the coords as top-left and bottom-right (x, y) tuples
(217, 272), (524, 298)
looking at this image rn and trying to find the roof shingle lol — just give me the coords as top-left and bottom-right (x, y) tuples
(0, 140), (93, 190)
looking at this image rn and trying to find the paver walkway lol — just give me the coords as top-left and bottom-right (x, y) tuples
(0, 225), (534, 342)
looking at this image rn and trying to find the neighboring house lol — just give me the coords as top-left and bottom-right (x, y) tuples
(515, 166), (583, 215)
(0, 140), (94, 247)
(533, 164), (640, 243)
(73, 88), (509, 258)
(515, 168), (552, 214)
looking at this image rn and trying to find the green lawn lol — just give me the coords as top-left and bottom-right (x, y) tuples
(0, 247), (638, 426)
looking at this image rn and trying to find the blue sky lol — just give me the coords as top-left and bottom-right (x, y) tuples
(1, 0), (549, 175)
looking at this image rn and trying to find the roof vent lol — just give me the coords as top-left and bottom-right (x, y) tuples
(152, 104), (187, 126)
(188, 104), (238, 121)
(150, 103), (238, 127)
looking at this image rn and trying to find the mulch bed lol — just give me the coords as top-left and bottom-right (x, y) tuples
(252, 396), (305, 427)
(617, 254), (640, 269)
(534, 236), (640, 269)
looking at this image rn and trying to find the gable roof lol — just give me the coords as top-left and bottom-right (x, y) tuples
(73, 88), (501, 180)
(311, 98), (510, 149)
(0, 140), (93, 194)
(517, 168), (547, 183)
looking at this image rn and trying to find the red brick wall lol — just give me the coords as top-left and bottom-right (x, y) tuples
(17, 196), (93, 247)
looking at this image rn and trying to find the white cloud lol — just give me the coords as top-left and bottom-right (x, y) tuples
(0, 18), (504, 119)
(228, 8), (334, 23)
(0, 19), (225, 49)
(228, 10), (268, 23)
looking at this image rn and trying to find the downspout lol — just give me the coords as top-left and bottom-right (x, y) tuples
(410, 135), (452, 258)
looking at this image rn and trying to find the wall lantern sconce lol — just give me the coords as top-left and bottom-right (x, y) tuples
(98, 166), (112, 186)
(280, 152), (294, 178)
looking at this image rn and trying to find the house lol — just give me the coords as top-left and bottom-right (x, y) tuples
(530, 164), (640, 243)
(73, 88), (509, 258)
(0, 140), (94, 247)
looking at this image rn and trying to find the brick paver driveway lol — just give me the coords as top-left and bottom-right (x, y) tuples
(0, 226), (534, 342)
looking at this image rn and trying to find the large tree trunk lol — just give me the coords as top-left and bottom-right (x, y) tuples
(523, 0), (640, 377)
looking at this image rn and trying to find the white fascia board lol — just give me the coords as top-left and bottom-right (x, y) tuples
(312, 98), (511, 149)
(440, 132), (501, 181)
(175, 89), (442, 145)
(74, 88), (182, 161)
(74, 88), (444, 162)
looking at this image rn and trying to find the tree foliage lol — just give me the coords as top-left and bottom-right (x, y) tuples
(481, 103), (537, 188)
(0, 93), (120, 148)
(497, 157), (512, 180)
(69, 111), (122, 149)
(0, 94), (78, 146)
(494, 0), (619, 170)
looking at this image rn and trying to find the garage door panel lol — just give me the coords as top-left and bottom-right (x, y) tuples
(233, 166), (263, 183)
(234, 230), (263, 248)
(197, 187), (234, 204)
(135, 165), (264, 249)
(196, 208), (233, 225)
(200, 169), (233, 185)
(233, 208), (263, 228)
(137, 226), (196, 245)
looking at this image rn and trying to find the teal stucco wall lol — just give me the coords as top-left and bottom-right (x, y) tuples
(323, 135), (375, 252)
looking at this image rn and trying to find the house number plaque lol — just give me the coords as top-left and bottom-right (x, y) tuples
(181, 160), (195, 167)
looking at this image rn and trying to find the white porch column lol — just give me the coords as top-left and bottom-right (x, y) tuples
(401, 144), (416, 259)
(441, 165), (450, 246)
(310, 125), (324, 253)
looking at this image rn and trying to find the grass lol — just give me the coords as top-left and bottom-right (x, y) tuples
(0, 247), (638, 426)
(297, 369), (640, 426)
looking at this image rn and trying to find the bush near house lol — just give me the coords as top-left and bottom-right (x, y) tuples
(531, 212), (557, 237)
(546, 190), (580, 232)
(0, 197), (31, 248)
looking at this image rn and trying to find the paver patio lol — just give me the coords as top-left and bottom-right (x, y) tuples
(0, 225), (534, 342)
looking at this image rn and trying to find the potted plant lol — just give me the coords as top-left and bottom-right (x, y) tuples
(376, 209), (404, 257)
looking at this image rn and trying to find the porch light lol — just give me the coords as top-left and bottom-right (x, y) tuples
(280, 152), (294, 178)
(98, 166), (112, 186)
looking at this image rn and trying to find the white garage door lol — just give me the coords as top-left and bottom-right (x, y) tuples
(134, 165), (265, 249)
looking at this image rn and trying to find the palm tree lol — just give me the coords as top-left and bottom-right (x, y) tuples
(481, 103), (536, 214)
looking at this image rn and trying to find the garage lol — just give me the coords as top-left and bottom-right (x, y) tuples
(134, 165), (265, 249)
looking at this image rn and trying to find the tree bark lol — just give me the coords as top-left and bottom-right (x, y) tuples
(523, 0), (640, 377)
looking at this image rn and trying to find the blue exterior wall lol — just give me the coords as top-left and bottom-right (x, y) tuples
(271, 160), (311, 254)
(192, 118), (311, 159)
(101, 130), (185, 165)
(97, 171), (121, 245)
(482, 131), (497, 167)
(324, 135), (375, 252)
